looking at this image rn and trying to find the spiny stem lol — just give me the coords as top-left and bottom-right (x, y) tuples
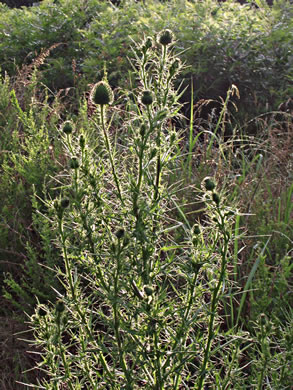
(113, 244), (132, 386)
(197, 210), (229, 390)
(100, 104), (124, 205)
(58, 203), (113, 382)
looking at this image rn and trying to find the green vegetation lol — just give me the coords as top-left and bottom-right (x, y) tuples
(0, 0), (292, 388)
(1, 0), (292, 117)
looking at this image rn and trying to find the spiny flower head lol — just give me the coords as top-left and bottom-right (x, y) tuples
(169, 58), (181, 77)
(92, 81), (114, 106)
(60, 198), (70, 209)
(69, 156), (79, 169)
(79, 134), (85, 149)
(203, 177), (216, 192)
(193, 224), (201, 235)
(55, 300), (65, 313)
(63, 121), (73, 135)
(143, 36), (153, 52)
(158, 29), (174, 46)
(212, 192), (220, 206)
(144, 286), (154, 296)
(140, 90), (153, 106)
(115, 228), (125, 239)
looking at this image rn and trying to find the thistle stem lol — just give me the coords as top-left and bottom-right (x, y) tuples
(100, 104), (124, 205)
(197, 209), (229, 390)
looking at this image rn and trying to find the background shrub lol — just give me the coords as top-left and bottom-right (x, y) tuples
(0, 69), (66, 314)
(0, 0), (291, 124)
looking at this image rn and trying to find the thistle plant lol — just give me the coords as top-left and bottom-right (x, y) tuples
(26, 31), (247, 389)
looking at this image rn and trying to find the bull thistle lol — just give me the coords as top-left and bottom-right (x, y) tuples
(91, 80), (114, 106)
(158, 29), (174, 46)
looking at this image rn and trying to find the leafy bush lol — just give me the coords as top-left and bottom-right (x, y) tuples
(0, 0), (292, 122)
(0, 68), (65, 313)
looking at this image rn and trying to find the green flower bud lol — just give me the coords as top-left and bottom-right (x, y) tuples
(63, 121), (73, 135)
(141, 90), (153, 106)
(193, 224), (201, 235)
(79, 134), (85, 149)
(53, 200), (64, 219)
(140, 124), (146, 137)
(69, 156), (79, 169)
(144, 286), (154, 296)
(212, 192), (220, 206)
(158, 29), (174, 46)
(203, 177), (216, 191)
(38, 307), (47, 317)
(92, 81), (114, 106)
(144, 36), (153, 51)
(135, 47), (143, 57)
(55, 300), (65, 313)
(60, 198), (70, 209)
(169, 58), (181, 77)
(115, 228), (125, 239)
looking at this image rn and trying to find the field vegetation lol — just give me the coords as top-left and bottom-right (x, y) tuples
(0, 0), (292, 388)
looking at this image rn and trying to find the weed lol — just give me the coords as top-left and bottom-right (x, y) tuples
(24, 31), (249, 389)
